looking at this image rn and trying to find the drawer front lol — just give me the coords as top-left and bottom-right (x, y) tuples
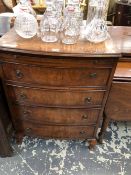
(12, 105), (100, 125)
(18, 121), (95, 139)
(1, 53), (114, 68)
(7, 85), (105, 107)
(3, 63), (111, 87)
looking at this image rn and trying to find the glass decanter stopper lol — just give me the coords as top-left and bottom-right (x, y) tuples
(85, 5), (109, 43)
(40, 0), (59, 43)
(62, 0), (82, 44)
(14, 0), (38, 39)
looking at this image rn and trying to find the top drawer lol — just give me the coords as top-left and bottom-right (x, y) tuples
(0, 53), (115, 68)
(2, 63), (111, 87)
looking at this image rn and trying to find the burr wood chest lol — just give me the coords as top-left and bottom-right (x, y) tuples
(0, 28), (120, 149)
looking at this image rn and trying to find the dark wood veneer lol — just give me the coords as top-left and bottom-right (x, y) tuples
(2, 62), (111, 87)
(16, 121), (96, 140)
(11, 104), (101, 125)
(6, 85), (105, 107)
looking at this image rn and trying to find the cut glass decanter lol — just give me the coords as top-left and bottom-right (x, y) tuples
(14, 0), (38, 39)
(61, 0), (83, 44)
(40, 0), (60, 43)
(85, 0), (110, 43)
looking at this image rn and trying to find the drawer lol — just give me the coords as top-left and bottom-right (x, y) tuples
(105, 82), (131, 121)
(1, 53), (114, 68)
(2, 63), (111, 87)
(7, 85), (105, 107)
(17, 121), (95, 139)
(12, 105), (100, 125)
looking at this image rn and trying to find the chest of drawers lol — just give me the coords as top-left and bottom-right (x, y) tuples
(0, 29), (120, 149)
(0, 53), (118, 149)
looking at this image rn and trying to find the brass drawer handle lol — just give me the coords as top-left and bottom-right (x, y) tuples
(23, 110), (31, 118)
(82, 115), (88, 120)
(25, 128), (32, 133)
(84, 97), (92, 104)
(80, 131), (86, 135)
(15, 70), (23, 79)
(89, 73), (97, 78)
(19, 93), (27, 100)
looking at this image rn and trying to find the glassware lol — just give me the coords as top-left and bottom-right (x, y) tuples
(14, 0), (38, 39)
(86, 0), (110, 23)
(54, 0), (64, 32)
(40, 0), (59, 43)
(85, 1), (109, 43)
(86, 0), (97, 25)
(61, 0), (82, 44)
(54, 0), (63, 15)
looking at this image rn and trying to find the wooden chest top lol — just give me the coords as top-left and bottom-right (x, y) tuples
(0, 27), (124, 58)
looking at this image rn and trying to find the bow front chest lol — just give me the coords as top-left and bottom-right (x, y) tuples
(0, 29), (120, 149)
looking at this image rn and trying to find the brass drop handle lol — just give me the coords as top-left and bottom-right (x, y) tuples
(89, 73), (97, 78)
(82, 115), (88, 120)
(84, 97), (92, 104)
(19, 93), (27, 100)
(25, 128), (32, 133)
(15, 70), (23, 79)
(79, 131), (86, 135)
(23, 110), (31, 118)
